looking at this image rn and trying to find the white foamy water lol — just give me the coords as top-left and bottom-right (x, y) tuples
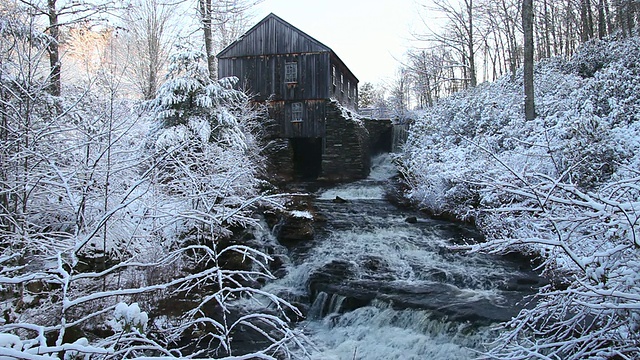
(261, 154), (538, 359)
(368, 153), (400, 181)
(317, 185), (386, 200)
(299, 302), (490, 360)
(317, 154), (397, 200)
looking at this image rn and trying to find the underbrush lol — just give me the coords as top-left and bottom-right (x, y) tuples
(400, 36), (640, 359)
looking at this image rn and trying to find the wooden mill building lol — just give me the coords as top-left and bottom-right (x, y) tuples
(217, 13), (374, 181)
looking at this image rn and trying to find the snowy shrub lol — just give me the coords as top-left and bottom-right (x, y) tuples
(109, 302), (148, 333)
(149, 46), (267, 239)
(400, 35), (640, 358)
(141, 46), (305, 358)
(0, 21), (303, 359)
(474, 170), (640, 359)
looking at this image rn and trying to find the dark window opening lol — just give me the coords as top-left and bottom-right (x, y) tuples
(290, 137), (323, 180)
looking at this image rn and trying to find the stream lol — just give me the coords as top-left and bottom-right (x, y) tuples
(262, 154), (545, 359)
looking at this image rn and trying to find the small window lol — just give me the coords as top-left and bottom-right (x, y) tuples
(285, 62), (297, 83)
(347, 81), (351, 99)
(331, 66), (336, 86)
(340, 73), (344, 93)
(291, 102), (303, 122)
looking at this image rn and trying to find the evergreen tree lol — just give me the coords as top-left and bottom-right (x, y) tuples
(358, 82), (377, 108)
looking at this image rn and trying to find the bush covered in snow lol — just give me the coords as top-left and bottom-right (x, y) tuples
(149, 46), (267, 240)
(0, 24), (302, 359)
(400, 36), (640, 359)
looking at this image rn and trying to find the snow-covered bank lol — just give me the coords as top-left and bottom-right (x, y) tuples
(0, 47), (302, 359)
(399, 36), (640, 358)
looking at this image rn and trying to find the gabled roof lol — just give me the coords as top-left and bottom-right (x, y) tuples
(216, 13), (358, 83)
(217, 13), (332, 58)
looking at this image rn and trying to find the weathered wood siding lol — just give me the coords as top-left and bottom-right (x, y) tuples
(218, 14), (330, 58)
(269, 100), (326, 138)
(217, 13), (359, 138)
(329, 54), (359, 110)
(218, 53), (330, 101)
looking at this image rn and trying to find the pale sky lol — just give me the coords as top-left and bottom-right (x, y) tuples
(251, 0), (426, 85)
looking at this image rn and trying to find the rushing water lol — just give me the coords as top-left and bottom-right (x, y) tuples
(263, 154), (543, 359)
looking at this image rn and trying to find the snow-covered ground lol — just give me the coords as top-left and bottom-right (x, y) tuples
(399, 36), (640, 359)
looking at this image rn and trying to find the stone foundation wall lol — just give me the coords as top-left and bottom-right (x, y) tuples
(262, 100), (374, 183)
(261, 116), (295, 183)
(320, 100), (370, 181)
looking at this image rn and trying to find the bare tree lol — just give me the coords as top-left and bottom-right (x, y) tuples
(0, 2), (52, 236)
(123, 0), (177, 99)
(198, 0), (262, 80)
(410, 0), (639, 105)
(614, 0), (639, 37)
(416, 0), (483, 90)
(492, 0), (520, 80)
(18, 0), (118, 96)
(0, 25), (306, 355)
(580, 0), (595, 42)
(474, 164), (640, 359)
(597, 0), (608, 39)
(387, 67), (412, 119)
(523, 0), (535, 120)
(405, 49), (448, 107)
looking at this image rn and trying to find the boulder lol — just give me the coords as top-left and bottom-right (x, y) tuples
(405, 216), (418, 223)
(277, 214), (314, 243)
(332, 196), (348, 203)
(276, 198), (316, 244)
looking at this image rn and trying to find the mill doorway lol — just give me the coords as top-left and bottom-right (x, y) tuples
(290, 137), (323, 180)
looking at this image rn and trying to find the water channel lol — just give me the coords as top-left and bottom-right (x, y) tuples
(262, 154), (544, 359)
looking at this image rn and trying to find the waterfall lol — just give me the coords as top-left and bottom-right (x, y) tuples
(392, 124), (409, 152)
(308, 292), (347, 320)
(258, 155), (543, 359)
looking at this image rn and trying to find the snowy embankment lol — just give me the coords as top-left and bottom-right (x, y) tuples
(399, 36), (640, 359)
(0, 47), (303, 359)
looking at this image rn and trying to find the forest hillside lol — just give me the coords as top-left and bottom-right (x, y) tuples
(400, 35), (640, 359)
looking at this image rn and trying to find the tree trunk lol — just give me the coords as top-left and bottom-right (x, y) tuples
(466, 0), (477, 87)
(580, 0), (593, 43)
(543, 0), (552, 58)
(587, 0), (595, 39)
(145, 3), (160, 99)
(615, 0), (626, 36)
(199, 0), (216, 80)
(604, 0), (613, 34)
(426, 75), (433, 107)
(500, 0), (518, 81)
(47, 0), (61, 96)
(625, 0), (635, 36)
(0, 62), (8, 233)
(523, 0), (536, 120)
(550, 3), (560, 56)
(581, 0), (590, 42)
(598, 0), (607, 39)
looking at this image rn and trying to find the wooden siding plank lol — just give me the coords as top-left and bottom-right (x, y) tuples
(220, 53), (330, 102)
(218, 15), (331, 58)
